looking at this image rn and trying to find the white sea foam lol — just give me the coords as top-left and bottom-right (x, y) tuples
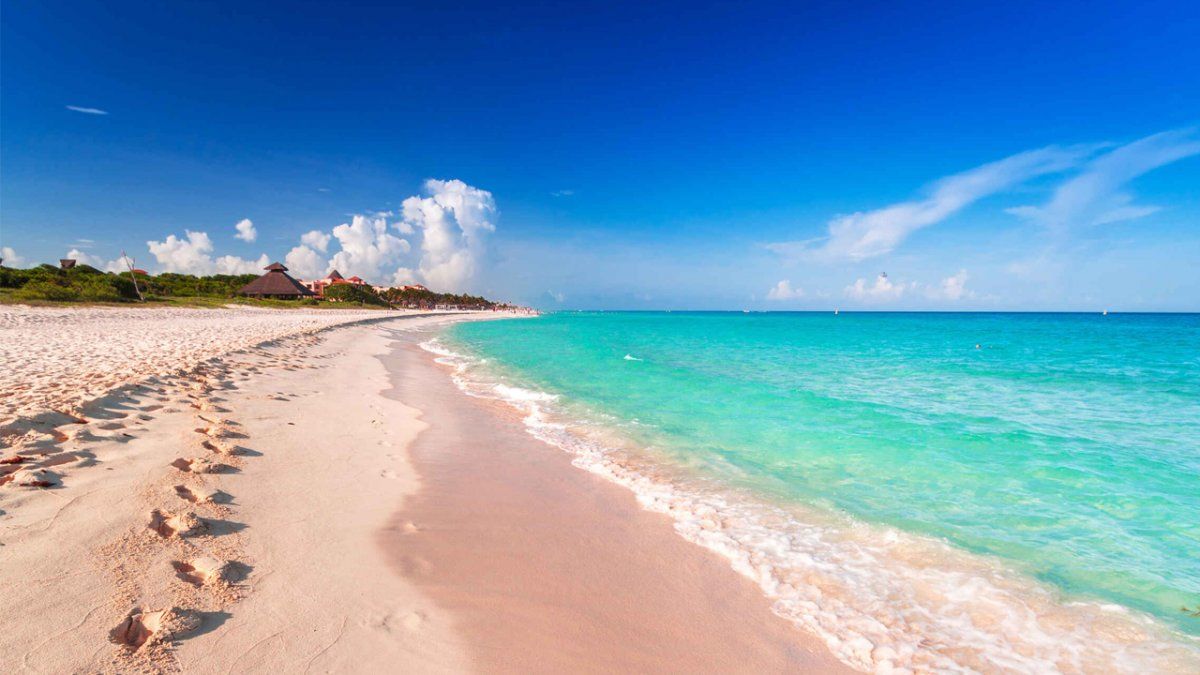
(420, 338), (1200, 674)
(623, 354), (643, 361)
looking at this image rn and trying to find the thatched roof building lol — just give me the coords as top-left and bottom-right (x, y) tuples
(238, 262), (315, 298)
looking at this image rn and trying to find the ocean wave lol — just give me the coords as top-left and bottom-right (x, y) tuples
(419, 337), (1200, 674)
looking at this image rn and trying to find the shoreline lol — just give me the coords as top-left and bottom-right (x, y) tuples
(417, 320), (1200, 673)
(4, 306), (1197, 673)
(3, 307), (844, 673)
(379, 324), (851, 673)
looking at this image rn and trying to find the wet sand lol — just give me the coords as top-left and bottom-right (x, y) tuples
(380, 328), (852, 673)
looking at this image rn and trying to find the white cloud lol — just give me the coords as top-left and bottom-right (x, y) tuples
(234, 218), (257, 243)
(67, 249), (136, 273)
(300, 229), (331, 252)
(771, 145), (1095, 262)
(327, 215), (411, 282)
(845, 272), (912, 301)
(765, 280), (804, 300)
(67, 248), (103, 268)
(214, 254), (269, 275)
(551, 189), (575, 197)
(146, 230), (267, 275)
(2, 246), (25, 267)
(928, 269), (973, 301)
(284, 245), (327, 280)
(1007, 128), (1200, 230)
(66, 105), (108, 115)
(392, 267), (418, 286)
(105, 254), (135, 273)
(400, 179), (497, 292)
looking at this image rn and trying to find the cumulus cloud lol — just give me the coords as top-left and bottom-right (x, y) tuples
(67, 249), (136, 273)
(2, 246), (25, 267)
(66, 105), (108, 115)
(392, 267), (418, 285)
(275, 178), (497, 289)
(845, 272), (913, 301)
(284, 244), (327, 280)
(300, 230), (331, 252)
(215, 254), (269, 274)
(1007, 128), (1200, 230)
(928, 269), (973, 301)
(400, 179), (497, 292)
(146, 230), (267, 275)
(67, 248), (103, 268)
(326, 215), (411, 282)
(234, 218), (257, 243)
(765, 280), (804, 300)
(771, 145), (1096, 262)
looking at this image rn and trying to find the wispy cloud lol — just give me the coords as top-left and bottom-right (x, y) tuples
(66, 105), (108, 115)
(1007, 127), (1200, 230)
(770, 145), (1096, 262)
(551, 189), (575, 197)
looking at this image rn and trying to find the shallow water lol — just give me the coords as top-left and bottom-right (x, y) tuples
(436, 312), (1200, 672)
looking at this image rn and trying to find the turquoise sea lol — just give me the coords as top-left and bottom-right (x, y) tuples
(432, 312), (1200, 672)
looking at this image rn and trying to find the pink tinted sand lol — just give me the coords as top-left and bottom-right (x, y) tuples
(381, 336), (852, 673)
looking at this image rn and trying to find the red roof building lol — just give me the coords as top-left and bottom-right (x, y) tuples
(301, 269), (368, 297)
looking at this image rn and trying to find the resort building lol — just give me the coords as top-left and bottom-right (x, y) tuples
(302, 270), (368, 298)
(238, 262), (316, 299)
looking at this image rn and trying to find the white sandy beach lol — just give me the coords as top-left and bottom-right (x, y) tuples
(0, 305), (845, 673)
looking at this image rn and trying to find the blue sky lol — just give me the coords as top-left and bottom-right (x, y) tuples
(2, 0), (1198, 310)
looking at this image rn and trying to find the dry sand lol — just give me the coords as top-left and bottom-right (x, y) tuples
(1, 305), (849, 673)
(1, 307), (472, 673)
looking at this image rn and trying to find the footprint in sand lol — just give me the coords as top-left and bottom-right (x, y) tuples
(1, 468), (61, 488)
(171, 557), (231, 586)
(173, 484), (226, 504)
(148, 509), (208, 538)
(172, 457), (230, 474)
(402, 611), (426, 631)
(109, 607), (201, 650)
(201, 439), (239, 456)
(401, 521), (420, 534)
(380, 469), (397, 479)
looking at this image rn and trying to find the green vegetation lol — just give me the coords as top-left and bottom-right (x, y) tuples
(381, 286), (495, 310)
(0, 262), (506, 310)
(1, 263), (140, 302)
(323, 282), (389, 306)
(0, 263), (298, 307)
